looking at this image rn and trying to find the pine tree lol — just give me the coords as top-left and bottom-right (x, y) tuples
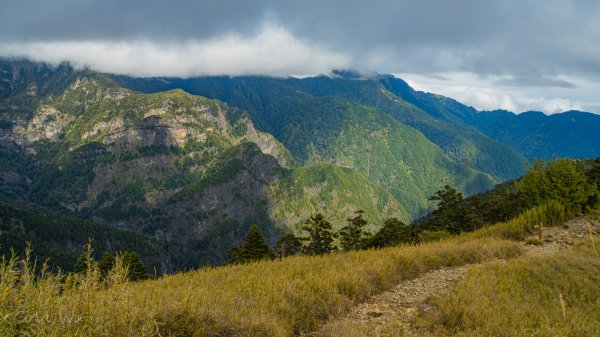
(424, 185), (468, 234)
(429, 185), (463, 210)
(340, 210), (370, 251)
(274, 234), (302, 258)
(587, 157), (600, 187)
(121, 252), (150, 281)
(98, 252), (115, 279)
(228, 224), (273, 263)
(585, 157), (600, 208)
(367, 217), (411, 248)
(74, 252), (94, 274)
(301, 213), (337, 255)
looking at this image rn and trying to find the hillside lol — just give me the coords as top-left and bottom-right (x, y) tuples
(4, 155), (598, 335)
(356, 77), (600, 161)
(0, 61), (407, 269)
(1, 197), (597, 336)
(282, 73), (526, 180)
(0, 201), (162, 272)
(112, 74), (509, 216)
(3, 59), (599, 270)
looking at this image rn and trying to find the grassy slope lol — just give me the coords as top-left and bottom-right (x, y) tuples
(423, 243), (600, 336)
(0, 201), (578, 336)
(0, 238), (521, 337)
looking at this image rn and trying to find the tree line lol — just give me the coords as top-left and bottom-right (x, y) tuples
(228, 210), (414, 264)
(73, 241), (152, 282)
(229, 157), (600, 264)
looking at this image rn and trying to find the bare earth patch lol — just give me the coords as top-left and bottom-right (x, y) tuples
(315, 265), (471, 336)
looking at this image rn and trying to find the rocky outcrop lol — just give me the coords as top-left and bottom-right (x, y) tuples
(24, 106), (74, 144)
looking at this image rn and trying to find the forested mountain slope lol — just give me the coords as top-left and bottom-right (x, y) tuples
(112, 74), (510, 215)
(468, 109), (600, 159)
(0, 60), (406, 269)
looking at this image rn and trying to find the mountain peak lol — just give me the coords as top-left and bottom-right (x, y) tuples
(330, 69), (381, 80)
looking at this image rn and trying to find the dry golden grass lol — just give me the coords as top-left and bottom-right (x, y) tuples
(1, 238), (521, 336)
(467, 199), (570, 240)
(420, 242), (600, 336)
(312, 202), (597, 337)
(0, 200), (575, 336)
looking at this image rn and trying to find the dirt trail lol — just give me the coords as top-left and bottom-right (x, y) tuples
(313, 216), (600, 337)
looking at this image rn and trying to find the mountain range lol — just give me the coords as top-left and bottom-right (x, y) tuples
(1, 59), (599, 271)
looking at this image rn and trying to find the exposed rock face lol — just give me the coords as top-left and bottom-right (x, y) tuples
(241, 119), (292, 168)
(0, 59), (76, 149)
(24, 106), (74, 144)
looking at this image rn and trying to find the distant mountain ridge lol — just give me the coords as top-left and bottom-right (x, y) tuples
(467, 109), (600, 160)
(113, 74), (527, 183)
(111, 74), (523, 215)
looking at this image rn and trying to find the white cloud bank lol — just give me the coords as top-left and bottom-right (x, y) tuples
(1, 20), (598, 115)
(398, 72), (596, 114)
(0, 24), (349, 77)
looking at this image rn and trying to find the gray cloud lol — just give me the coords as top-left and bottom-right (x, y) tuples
(1, 0), (599, 112)
(2, 0), (599, 79)
(0, 25), (349, 77)
(495, 77), (577, 89)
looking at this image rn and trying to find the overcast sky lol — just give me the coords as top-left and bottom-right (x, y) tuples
(1, 0), (599, 114)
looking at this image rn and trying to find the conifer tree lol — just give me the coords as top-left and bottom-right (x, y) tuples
(429, 185), (463, 210)
(340, 210), (370, 251)
(228, 224), (273, 263)
(368, 217), (411, 248)
(74, 252), (95, 274)
(301, 213), (337, 255)
(424, 185), (468, 234)
(121, 252), (150, 281)
(274, 234), (302, 258)
(585, 157), (600, 207)
(587, 157), (600, 187)
(98, 252), (115, 279)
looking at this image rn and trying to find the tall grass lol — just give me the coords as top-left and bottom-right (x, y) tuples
(0, 238), (521, 336)
(468, 199), (570, 240)
(421, 243), (600, 336)
(0, 199), (576, 336)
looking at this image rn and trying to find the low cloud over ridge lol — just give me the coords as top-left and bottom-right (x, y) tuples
(0, 24), (349, 77)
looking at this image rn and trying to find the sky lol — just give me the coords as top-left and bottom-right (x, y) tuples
(1, 0), (599, 114)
